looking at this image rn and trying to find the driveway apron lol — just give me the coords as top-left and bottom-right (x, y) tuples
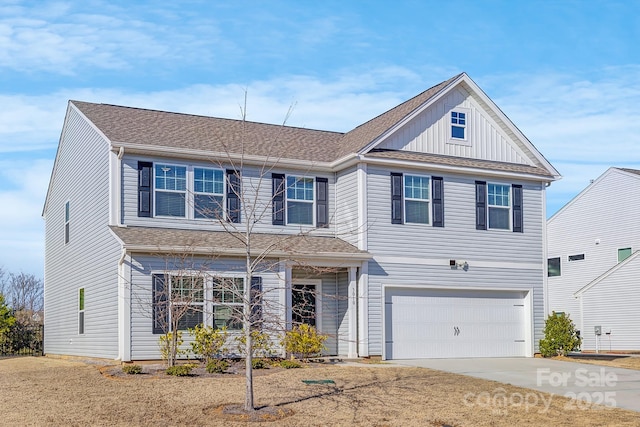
(394, 357), (640, 412)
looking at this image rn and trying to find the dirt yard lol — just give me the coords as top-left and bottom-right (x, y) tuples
(2, 357), (640, 426)
(557, 354), (640, 371)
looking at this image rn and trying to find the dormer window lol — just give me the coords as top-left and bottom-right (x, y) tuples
(451, 111), (466, 139)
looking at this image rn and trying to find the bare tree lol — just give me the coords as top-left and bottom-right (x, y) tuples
(1, 272), (44, 325)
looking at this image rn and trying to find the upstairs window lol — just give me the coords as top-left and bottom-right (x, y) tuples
(155, 164), (187, 217)
(64, 201), (70, 244)
(404, 175), (430, 224)
(487, 183), (510, 230)
(548, 257), (561, 277)
(286, 176), (314, 225)
(568, 254), (585, 261)
(618, 247), (632, 263)
(194, 167), (224, 219)
(451, 111), (466, 139)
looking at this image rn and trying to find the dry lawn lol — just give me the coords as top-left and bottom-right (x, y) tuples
(556, 355), (640, 371)
(2, 357), (640, 426)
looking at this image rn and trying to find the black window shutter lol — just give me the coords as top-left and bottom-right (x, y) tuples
(512, 184), (523, 233)
(475, 181), (487, 230)
(227, 170), (241, 223)
(138, 161), (153, 217)
(152, 274), (168, 334)
(432, 176), (444, 227)
(316, 177), (328, 228)
(272, 173), (285, 225)
(391, 172), (404, 224)
(250, 276), (263, 328)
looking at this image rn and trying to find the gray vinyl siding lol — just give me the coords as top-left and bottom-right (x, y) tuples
(127, 255), (283, 360)
(579, 256), (640, 351)
(290, 270), (349, 356)
(43, 105), (121, 358)
(335, 167), (359, 246)
(547, 169), (640, 330)
(364, 166), (546, 356)
(121, 155), (336, 236)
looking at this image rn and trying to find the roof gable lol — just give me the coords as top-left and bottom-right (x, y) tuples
(358, 73), (559, 178)
(549, 167), (640, 224)
(574, 249), (640, 297)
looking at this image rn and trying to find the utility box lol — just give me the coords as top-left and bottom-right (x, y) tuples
(594, 325), (602, 336)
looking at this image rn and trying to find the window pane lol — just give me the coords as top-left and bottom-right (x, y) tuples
(213, 305), (243, 330)
(287, 176), (314, 201)
(488, 184), (510, 207)
(618, 247), (632, 262)
(548, 257), (561, 277)
(452, 125), (465, 139)
(171, 277), (203, 302)
(156, 192), (186, 217)
(155, 164), (186, 191)
(405, 200), (429, 224)
(488, 207), (509, 229)
(213, 278), (244, 303)
(194, 168), (223, 194)
(195, 195), (224, 219)
(404, 175), (429, 200)
(176, 307), (203, 331)
(79, 288), (84, 311)
(288, 201), (313, 225)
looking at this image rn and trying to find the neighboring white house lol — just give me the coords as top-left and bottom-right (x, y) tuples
(43, 72), (559, 361)
(547, 167), (640, 352)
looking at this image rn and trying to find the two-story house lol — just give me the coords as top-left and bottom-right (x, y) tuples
(547, 167), (640, 352)
(43, 73), (559, 361)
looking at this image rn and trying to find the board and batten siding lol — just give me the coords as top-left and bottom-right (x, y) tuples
(377, 87), (532, 166)
(44, 105), (121, 358)
(578, 255), (640, 351)
(121, 156), (336, 236)
(547, 169), (640, 330)
(363, 166), (546, 356)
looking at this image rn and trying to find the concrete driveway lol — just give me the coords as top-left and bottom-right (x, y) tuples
(394, 357), (640, 412)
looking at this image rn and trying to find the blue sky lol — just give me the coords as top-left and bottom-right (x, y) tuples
(1, 0), (639, 278)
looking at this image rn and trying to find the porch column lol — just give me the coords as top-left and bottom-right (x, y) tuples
(357, 262), (369, 357)
(348, 266), (358, 358)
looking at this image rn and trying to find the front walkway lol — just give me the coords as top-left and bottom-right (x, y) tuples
(394, 357), (640, 412)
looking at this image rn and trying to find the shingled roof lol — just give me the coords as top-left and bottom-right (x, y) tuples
(110, 226), (370, 260)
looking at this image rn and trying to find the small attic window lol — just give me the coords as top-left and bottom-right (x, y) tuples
(568, 254), (585, 261)
(451, 111), (466, 139)
(448, 107), (470, 145)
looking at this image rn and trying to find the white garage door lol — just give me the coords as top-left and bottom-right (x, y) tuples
(385, 288), (528, 359)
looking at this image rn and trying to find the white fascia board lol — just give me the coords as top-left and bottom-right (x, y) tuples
(362, 156), (556, 183)
(573, 250), (640, 297)
(122, 244), (372, 262)
(111, 142), (334, 173)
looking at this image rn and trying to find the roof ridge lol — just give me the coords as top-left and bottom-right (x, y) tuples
(70, 100), (345, 136)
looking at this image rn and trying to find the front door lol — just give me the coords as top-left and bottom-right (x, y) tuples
(292, 284), (317, 326)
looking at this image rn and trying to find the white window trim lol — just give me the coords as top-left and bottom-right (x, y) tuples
(487, 182), (512, 231)
(153, 163), (188, 218)
(285, 175), (315, 226)
(403, 174), (431, 225)
(193, 166), (226, 221)
(447, 106), (471, 146)
(291, 278), (322, 333)
(78, 287), (85, 335)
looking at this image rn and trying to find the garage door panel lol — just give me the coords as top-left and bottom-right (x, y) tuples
(385, 288), (527, 359)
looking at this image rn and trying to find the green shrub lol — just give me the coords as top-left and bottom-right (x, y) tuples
(166, 364), (195, 376)
(205, 359), (229, 374)
(539, 312), (582, 357)
(252, 358), (269, 369)
(235, 329), (274, 358)
(158, 331), (185, 367)
(122, 364), (143, 375)
(280, 360), (302, 369)
(281, 324), (327, 360)
(188, 325), (228, 363)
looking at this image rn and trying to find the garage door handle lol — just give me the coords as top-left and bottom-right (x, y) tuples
(453, 326), (460, 336)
